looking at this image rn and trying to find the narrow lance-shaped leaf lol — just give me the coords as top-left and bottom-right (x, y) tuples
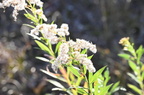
(35, 40), (53, 56)
(40, 69), (66, 82)
(46, 79), (65, 89)
(118, 53), (131, 60)
(68, 66), (81, 78)
(77, 87), (88, 94)
(81, 49), (87, 54)
(110, 81), (120, 93)
(104, 68), (111, 86)
(55, 41), (62, 54)
(24, 13), (38, 23)
(87, 55), (94, 59)
(128, 84), (141, 95)
(23, 24), (35, 28)
(127, 73), (140, 84)
(99, 84), (113, 95)
(136, 45), (144, 64)
(90, 66), (106, 83)
(36, 57), (50, 62)
(128, 60), (137, 73)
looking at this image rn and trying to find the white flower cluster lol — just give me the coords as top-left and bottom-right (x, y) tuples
(35, 9), (47, 21)
(68, 39), (97, 53)
(72, 51), (96, 72)
(0, 0), (44, 21)
(52, 43), (69, 72)
(30, 23), (70, 44)
(27, 0), (43, 7)
(52, 39), (97, 72)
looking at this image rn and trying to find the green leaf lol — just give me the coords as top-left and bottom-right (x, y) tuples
(52, 88), (73, 95)
(128, 84), (141, 94)
(77, 87), (88, 94)
(81, 49), (87, 54)
(55, 41), (62, 53)
(118, 53), (131, 60)
(24, 13), (38, 23)
(142, 71), (144, 80)
(46, 79), (65, 89)
(51, 21), (55, 24)
(136, 45), (144, 64)
(127, 73), (139, 84)
(36, 57), (50, 62)
(94, 81), (99, 95)
(90, 66), (106, 83)
(52, 88), (64, 91)
(104, 68), (110, 86)
(99, 84), (113, 95)
(128, 61), (137, 73)
(68, 66), (81, 77)
(87, 55), (94, 59)
(83, 65), (87, 75)
(27, 33), (40, 40)
(110, 81), (120, 93)
(35, 40), (53, 56)
(23, 24), (35, 28)
(40, 69), (66, 82)
(88, 71), (93, 85)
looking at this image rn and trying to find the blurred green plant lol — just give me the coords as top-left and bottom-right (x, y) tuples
(23, 2), (121, 95)
(0, 0), (122, 95)
(119, 37), (144, 95)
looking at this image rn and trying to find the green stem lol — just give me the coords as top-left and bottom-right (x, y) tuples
(67, 67), (78, 95)
(75, 76), (83, 86)
(88, 71), (93, 95)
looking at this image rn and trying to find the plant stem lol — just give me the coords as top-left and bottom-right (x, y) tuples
(88, 71), (93, 95)
(59, 67), (77, 95)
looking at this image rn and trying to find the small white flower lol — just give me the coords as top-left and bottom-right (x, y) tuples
(52, 54), (69, 72)
(27, 0), (43, 7)
(61, 23), (70, 36)
(0, 0), (27, 21)
(76, 39), (97, 53)
(48, 36), (59, 44)
(89, 44), (97, 53)
(67, 40), (76, 47)
(57, 28), (66, 36)
(30, 28), (39, 35)
(86, 64), (96, 72)
(12, 9), (18, 21)
(35, 9), (47, 21)
(59, 43), (69, 54)
(71, 51), (96, 72)
(61, 23), (69, 31)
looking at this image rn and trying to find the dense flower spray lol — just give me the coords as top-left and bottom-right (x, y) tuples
(0, 0), (121, 95)
(0, 0), (44, 21)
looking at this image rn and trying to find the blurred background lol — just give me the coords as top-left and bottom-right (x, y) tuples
(0, 0), (144, 95)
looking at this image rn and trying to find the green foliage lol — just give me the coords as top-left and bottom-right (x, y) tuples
(25, 3), (121, 95)
(119, 37), (144, 95)
(1, 1), (122, 94)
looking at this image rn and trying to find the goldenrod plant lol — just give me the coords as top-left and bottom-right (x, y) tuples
(119, 37), (144, 95)
(0, 0), (120, 94)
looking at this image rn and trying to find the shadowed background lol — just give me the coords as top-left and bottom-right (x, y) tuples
(0, 0), (144, 95)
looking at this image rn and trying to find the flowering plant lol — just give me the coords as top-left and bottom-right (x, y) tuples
(0, 0), (120, 94)
(119, 37), (144, 95)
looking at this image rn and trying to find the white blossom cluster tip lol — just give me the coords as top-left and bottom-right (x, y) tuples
(0, 0), (44, 21)
(35, 9), (47, 21)
(52, 39), (97, 72)
(27, 0), (43, 7)
(52, 43), (70, 72)
(30, 23), (70, 44)
(67, 39), (97, 53)
(72, 51), (96, 72)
